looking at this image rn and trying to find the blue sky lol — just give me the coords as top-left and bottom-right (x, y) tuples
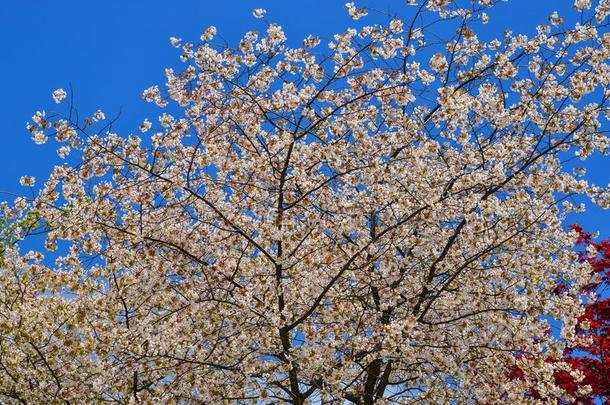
(0, 0), (607, 237)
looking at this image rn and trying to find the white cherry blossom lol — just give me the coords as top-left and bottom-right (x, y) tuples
(1, 1), (609, 403)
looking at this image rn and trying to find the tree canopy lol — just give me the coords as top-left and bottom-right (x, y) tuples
(1, 0), (610, 403)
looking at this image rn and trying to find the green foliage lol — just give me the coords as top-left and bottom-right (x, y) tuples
(0, 208), (43, 266)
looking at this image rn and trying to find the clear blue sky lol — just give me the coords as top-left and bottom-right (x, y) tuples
(0, 0), (607, 236)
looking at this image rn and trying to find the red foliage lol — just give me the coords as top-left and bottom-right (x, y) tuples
(506, 225), (610, 403)
(557, 225), (610, 404)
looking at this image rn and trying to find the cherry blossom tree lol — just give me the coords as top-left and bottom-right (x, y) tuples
(1, 0), (609, 403)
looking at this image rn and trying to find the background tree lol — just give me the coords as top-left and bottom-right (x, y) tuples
(507, 225), (610, 404)
(555, 225), (610, 404)
(0, 0), (609, 403)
